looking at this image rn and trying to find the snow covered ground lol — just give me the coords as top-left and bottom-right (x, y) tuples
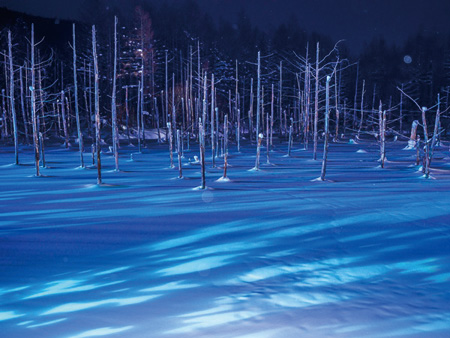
(1, 138), (450, 338)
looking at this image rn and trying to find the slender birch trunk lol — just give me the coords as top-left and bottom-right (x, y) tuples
(223, 114), (228, 179)
(320, 76), (331, 181)
(30, 24), (40, 176)
(177, 129), (182, 178)
(20, 66), (29, 145)
(256, 51), (261, 142)
(72, 24), (84, 168)
(313, 42), (319, 160)
(8, 31), (18, 164)
(254, 133), (263, 170)
(111, 17), (119, 171)
(199, 119), (206, 189)
(92, 25), (102, 185)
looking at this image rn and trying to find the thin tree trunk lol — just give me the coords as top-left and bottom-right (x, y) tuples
(313, 42), (320, 160)
(254, 133), (263, 170)
(421, 106), (430, 178)
(211, 73), (215, 166)
(167, 122), (174, 168)
(72, 24), (84, 168)
(92, 25), (102, 185)
(320, 75), (331, 181)
(357, 79), (365, 138)
(61, 91), (69, 148)
(223, 114), (228, 179)
(20, 66), (29, 145)
(30, 24), (40, 176)
(256, 51), (261, 142)
(177, 129), (182, 178)
(111, 17), (119, 171)
(199, 119), (206, 189)
(8, 31), (18, 165)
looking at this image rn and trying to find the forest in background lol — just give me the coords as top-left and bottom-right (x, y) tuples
(0, 0), (449, 183)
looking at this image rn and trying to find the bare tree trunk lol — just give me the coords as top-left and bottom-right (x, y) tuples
(61, 91), (69, 148)
(177, 129), (182, 178)
(288, 118), (293, 157)
(256, 51), (261, 141)
(111, 17), (119, 171)
(137, 81), (141, 152)
(92, 25), (102, 185)
(249, 78), (254, 142)
(125, 87), (131, 144)
(266, 109), (270, 164)
(381, 109), (386, 168)
(416, 135), (421, 166)
(313, 42), (320, 160)
(211, 73), (215, 166)
(270, 83), (274, 149)
(19, 66), (29, 145)
(320, 76), (331, 181)
(72, 24), (84, 168)
(167, 122), (174, 168)
(357, 79), (365, 138)
(279, 61), (283, 138)
(30, 24), (40, 176)
(421, 106), (430, 178)
(154, 97), (160, 144)
(8, 31), (18, 165)
(430, 94), (441, 165)
(399, 84), (404, 134)
(353, 61), (359, 128)
(199, 119), (206, 189)
(223, 114), (228, 179)
(334, 67), (339, 141)
(254, 133), (263, 170)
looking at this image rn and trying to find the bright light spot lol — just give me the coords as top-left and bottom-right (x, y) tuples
(404, 55), (412, 64)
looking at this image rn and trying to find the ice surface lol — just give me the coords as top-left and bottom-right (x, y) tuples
(0, 140), (450, 337)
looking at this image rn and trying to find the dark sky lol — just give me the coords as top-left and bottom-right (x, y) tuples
(1, 0), (450, 52)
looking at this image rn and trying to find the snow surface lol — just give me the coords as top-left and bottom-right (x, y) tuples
(1, 139), (450, 338)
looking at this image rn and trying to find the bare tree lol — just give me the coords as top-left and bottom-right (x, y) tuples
(8, 30), (18, 165)
(92, 25), (102, 185)
(111, 17), (119, 171)
(72, 24), (84, 168)
(320, 76), (331, 181)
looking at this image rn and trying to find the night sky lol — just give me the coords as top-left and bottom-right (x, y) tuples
(1, 0), (449, 52)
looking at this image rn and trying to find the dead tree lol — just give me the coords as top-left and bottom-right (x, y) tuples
(72, 24), (84, 168)
(398, 87), (431, 178)
(256, 51), (261, 141)
(92, 25), (102, 185)
(320, 76), (331, 181)
(380, 109), (386, 168)
(254, 133), (263, 170)
(8, 30), (18, 164)
(111, 17), (119, 171)
(167, 122), (174, 168)
(30, 24), (40, 176)
(177, 129), (182, 178)
(223, 114), (228, 179)
(313, 42), (320, 160)
(61, 90), (69, 148)
(19, 66), (29, 145)
(199, 119), (206, 189)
